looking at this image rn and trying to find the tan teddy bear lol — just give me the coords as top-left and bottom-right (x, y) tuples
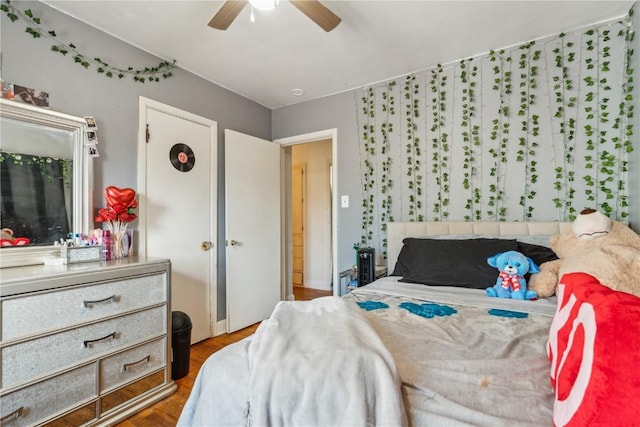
(528, 208), (640, 298)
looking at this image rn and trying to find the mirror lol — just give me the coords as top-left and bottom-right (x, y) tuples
(0, 98), (93, 267)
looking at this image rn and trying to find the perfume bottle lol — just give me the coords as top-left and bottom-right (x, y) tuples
(102, 230), (111, 261)
(1, 82), (14, 100)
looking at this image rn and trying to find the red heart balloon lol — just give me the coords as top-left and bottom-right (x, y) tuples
(104, 186), (136, 208)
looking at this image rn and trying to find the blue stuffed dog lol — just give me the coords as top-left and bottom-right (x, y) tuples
(486, 250), (539, 300)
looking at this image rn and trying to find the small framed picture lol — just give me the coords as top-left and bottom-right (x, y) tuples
(84, 116), (97, 129)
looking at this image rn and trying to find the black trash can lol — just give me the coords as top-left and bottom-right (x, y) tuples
(171, 311), (192, 380)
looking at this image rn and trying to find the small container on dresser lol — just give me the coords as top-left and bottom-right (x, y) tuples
(0, 257), (177, 427)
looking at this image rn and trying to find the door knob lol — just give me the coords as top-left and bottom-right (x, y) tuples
(201, 241), (213, 251)
(227, 239), (239, 247)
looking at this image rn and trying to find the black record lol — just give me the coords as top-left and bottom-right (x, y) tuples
(169, 143), (195, 172)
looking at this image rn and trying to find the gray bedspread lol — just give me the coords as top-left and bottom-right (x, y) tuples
(178, 277), (555, 426)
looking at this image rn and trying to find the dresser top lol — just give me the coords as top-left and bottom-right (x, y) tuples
(0, 256), (170, 297)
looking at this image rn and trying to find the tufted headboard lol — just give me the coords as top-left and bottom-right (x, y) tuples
(386, 221), (573, 274)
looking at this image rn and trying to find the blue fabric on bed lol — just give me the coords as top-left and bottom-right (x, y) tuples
(488, 308), (528, 318)
(399, 301), (457, 318)
(357, 301), (390, 311)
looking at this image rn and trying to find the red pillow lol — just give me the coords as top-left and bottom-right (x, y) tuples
(548, 272), (640, 426)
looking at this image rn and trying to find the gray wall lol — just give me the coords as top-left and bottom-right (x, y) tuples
(273, 91), (362, 272)
(1, 1), (272, 320)
(274, 2), (640, 271)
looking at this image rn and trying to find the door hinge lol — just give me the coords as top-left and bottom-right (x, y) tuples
(145, 124), (150, 143)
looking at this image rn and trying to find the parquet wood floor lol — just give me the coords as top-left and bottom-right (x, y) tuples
(116, 286), (330, 426)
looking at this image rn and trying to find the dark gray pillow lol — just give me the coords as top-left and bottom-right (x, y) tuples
(516, 241), (558, 267)
(392, 238), (519, 288)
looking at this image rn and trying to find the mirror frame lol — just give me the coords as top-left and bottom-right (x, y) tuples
(0, 98), (93, 268)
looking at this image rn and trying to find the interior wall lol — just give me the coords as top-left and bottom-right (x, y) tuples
(0, 1), (272, 321)
(354, 14), (636, 261)
(273, 3), (640, 272)
(273, 91), (362, 274)
(291, 139), (332, 290)
(628, 2), (640, 232)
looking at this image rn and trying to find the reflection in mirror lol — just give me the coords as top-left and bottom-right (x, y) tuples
(0, 98), (92, 267)
(2, 118), (74, 245)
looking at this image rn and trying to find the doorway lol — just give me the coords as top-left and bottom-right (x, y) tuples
(290, 140), (332, 292)
(276, 129), (338, 300)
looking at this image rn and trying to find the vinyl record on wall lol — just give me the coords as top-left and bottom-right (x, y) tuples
(169, 143), (195, 172)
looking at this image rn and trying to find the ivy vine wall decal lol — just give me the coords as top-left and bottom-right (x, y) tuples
(1, 1), (176, 83)
(356, 9), (636, 260)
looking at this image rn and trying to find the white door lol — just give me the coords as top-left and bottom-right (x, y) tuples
(139, 99), (217, 343)
(225, 129), (281, 333)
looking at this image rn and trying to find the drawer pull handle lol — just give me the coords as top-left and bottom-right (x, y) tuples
(84, 332), (117, 348)
(1, 406), (24, 423)
(83, 294), (117, 308)
(123, 354), (151, 372)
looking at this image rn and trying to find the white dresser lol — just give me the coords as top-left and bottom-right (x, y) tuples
(0, 257), (176, 426)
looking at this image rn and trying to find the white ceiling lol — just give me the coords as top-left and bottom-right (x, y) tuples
(41, 0), (634, 109)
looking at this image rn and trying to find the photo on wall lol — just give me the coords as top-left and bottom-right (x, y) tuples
(86, 143), (100, 158)
(84, 116), (97, 129)
(87, 130), (98, 143)
(13, 84), (49, 108)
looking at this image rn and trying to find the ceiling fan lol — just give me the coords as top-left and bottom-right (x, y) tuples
(208, 0), (342, 32)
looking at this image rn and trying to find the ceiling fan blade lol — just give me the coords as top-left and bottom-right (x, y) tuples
(290, 0), (341, 32)
(208, 0), (248, 30)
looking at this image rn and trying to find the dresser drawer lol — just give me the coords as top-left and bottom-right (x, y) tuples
(2, 306), (166, 389)
(0, 364), (96, 427)
(100, 370), (166, 414)
(2, 272), (167, 342)
(40, 402), (97, 427)
(100, 338), (167, 393)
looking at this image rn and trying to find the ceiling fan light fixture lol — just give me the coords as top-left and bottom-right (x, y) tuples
(249, 0), (277, 11)
(209, 0), (340, 32)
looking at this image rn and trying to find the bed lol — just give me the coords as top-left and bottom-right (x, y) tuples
(177, 221), (640, 427)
